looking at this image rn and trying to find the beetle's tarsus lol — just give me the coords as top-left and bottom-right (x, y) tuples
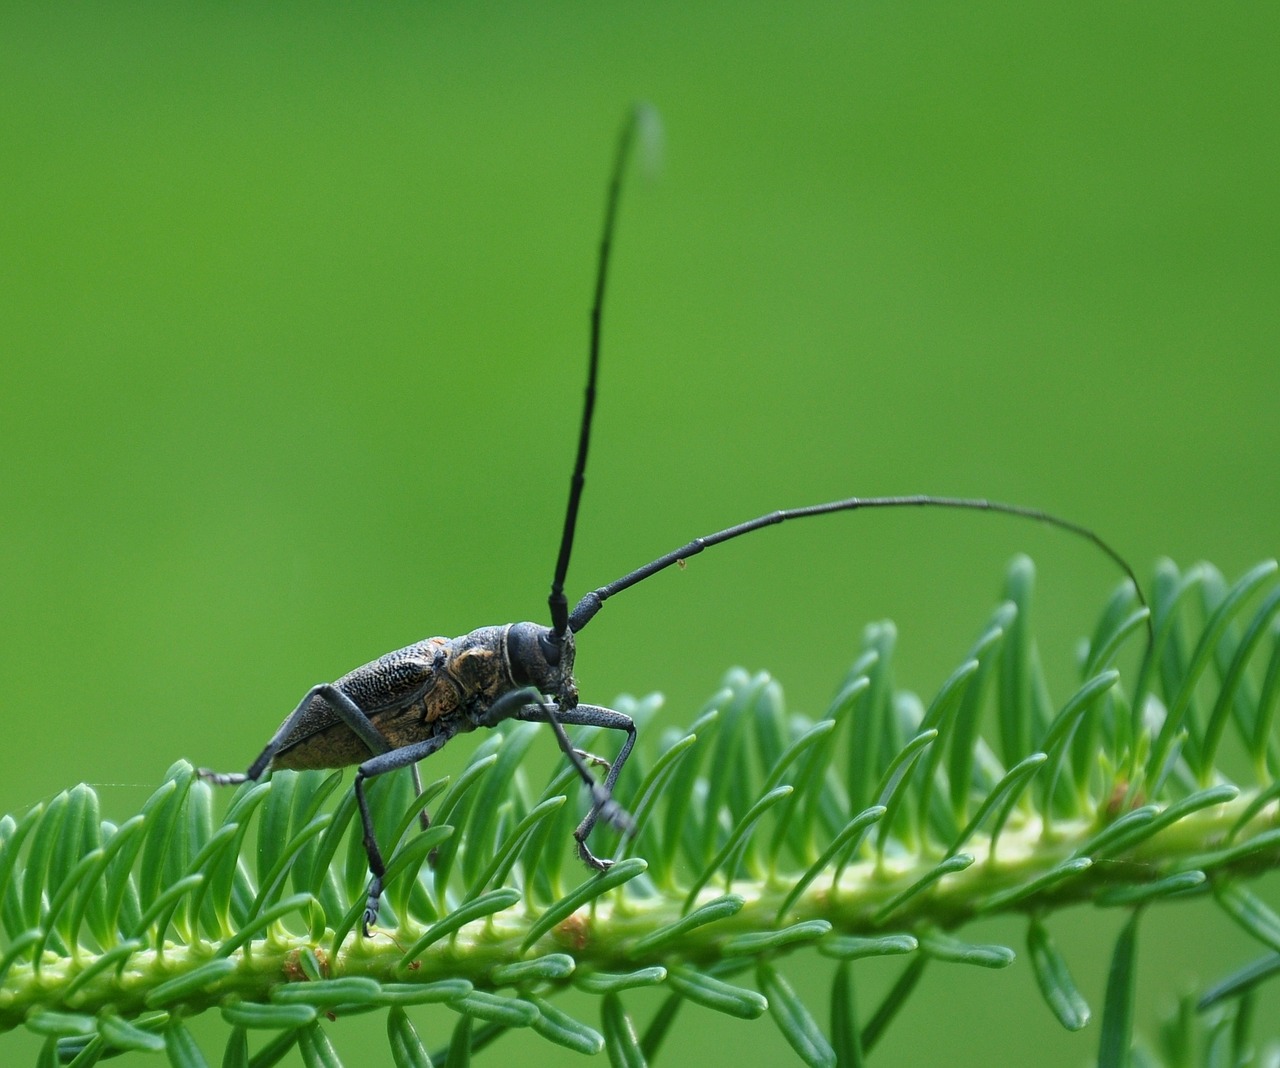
(577, 839), (614, 871)
(362, 876), (383, 936)
(573, 747), (611, 770)
(597, 796), (636, 836)
(196, 768), (249, 787)
(586, 781), (636, 834)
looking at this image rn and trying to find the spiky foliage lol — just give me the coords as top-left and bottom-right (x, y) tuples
(3, 557), (1280, 1067)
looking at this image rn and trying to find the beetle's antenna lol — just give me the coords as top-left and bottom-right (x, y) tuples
(549, 105), (654, 638)
(568, 494), (1151, 640)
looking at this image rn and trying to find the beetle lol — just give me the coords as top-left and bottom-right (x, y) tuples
(199, 105), (1146, 934)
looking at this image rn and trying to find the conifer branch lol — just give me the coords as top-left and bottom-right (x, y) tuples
(3, 557), (1279, 1066)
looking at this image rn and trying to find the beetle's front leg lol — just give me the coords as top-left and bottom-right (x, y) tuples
(198, 682), (393, 786)
(515, 702), (637, 870)
(468, 685), (543, 729)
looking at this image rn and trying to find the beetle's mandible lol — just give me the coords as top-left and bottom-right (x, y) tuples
(200, 105), (1148, 935)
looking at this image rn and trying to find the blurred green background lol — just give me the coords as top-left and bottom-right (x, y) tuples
(2, 4), (1278, 1065)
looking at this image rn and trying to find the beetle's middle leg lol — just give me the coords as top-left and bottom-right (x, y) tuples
(409, 764), (431, 831)
(353, 733), (449, 935)
(198, 682), (393, 786)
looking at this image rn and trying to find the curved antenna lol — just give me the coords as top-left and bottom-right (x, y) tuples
(568, 494), (1150, 637)
(549, 105), (655, 638)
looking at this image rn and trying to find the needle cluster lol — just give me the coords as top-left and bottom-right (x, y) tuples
(2, 556), (1279, 1067)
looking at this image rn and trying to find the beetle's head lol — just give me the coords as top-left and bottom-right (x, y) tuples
(507, 621), (577, 707)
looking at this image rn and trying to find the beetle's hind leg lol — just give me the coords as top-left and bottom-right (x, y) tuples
(197, 682), (393, 785)
(516, 702), (637, 871)
(197, 682), (422, 934)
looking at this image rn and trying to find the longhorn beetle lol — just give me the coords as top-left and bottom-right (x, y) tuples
(199, 105), (1148, 934)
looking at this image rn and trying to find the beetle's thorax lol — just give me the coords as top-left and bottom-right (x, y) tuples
(504, 621), (577, 706)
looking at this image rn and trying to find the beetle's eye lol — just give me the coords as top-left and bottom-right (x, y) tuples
(538, 632), (562, 666)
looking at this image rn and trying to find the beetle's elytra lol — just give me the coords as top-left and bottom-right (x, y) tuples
(199, 105), (1145, 935)
(266, 625), (556, 771)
